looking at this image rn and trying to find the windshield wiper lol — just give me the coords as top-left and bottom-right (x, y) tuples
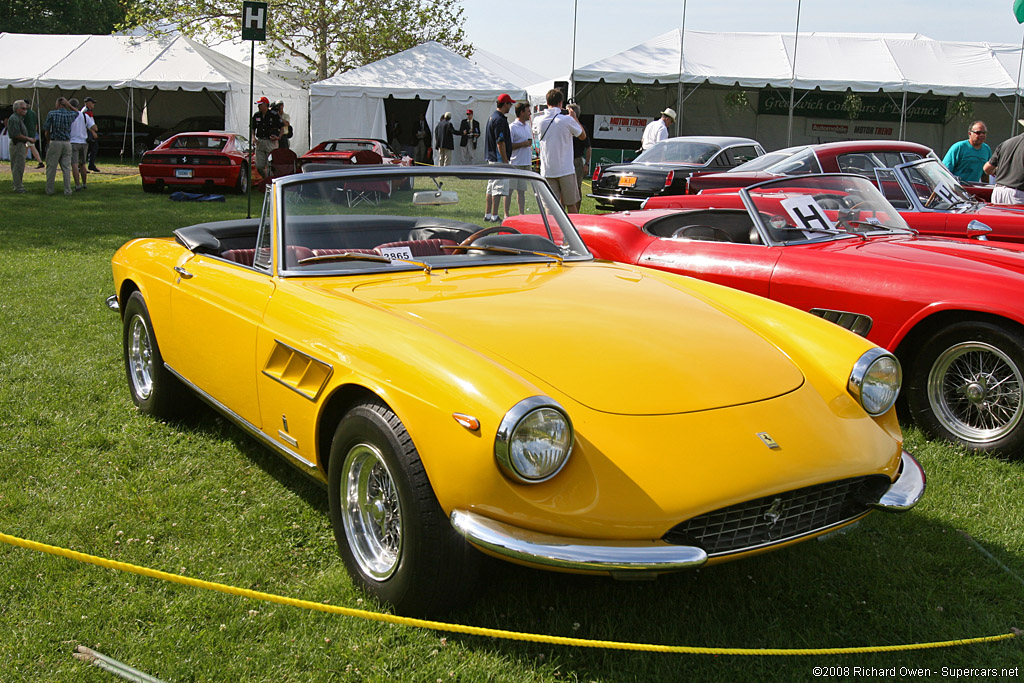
(444, 244), (565, 265)
(298, 251), (434, 273)
(845, 220), (918, 235)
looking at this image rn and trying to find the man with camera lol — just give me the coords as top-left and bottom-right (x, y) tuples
(533, 89), (587, 213)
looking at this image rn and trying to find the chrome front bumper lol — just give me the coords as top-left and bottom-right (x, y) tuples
(450, 451), (924, 574)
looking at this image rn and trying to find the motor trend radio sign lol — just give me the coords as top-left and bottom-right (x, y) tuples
(594, 115), (656, 142)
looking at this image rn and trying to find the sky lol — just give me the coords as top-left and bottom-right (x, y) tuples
(460, 0), (1024, 83)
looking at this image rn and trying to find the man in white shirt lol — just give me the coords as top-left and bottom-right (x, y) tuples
(508, 102), (533, 215)
(68, 98), (96, 191)
(533, 89), (587, 212)
(640, 108), (676, 152)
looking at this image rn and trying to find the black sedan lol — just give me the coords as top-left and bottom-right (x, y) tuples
(588, 136), (764, 210)
(92, 115), (164, 159)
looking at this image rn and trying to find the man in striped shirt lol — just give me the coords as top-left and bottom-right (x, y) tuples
(44, 97), (77, 196)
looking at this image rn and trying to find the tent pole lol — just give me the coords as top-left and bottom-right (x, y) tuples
(570, 0), (578, 101)
(676, 0), (687, 135)
(1014, 31), (1024, 136)
(900, 91), (907, 141)
(787, 0), (803, 147)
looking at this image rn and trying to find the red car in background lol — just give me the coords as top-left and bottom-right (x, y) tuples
(139, 132), (250, 194)
(299, 138), (412, 171)
(685, 140), (995, 202)
(558, 174), (1024, 456)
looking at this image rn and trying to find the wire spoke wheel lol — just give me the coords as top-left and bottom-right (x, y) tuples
(127, 315), (155, 400)
(928, 341), (1024, 444)
(342, 443), (403, 580)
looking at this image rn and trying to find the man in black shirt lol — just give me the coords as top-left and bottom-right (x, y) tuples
(251, 96), (282, 178)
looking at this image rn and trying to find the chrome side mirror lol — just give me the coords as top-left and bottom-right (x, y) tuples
(966, 220), (992, 241)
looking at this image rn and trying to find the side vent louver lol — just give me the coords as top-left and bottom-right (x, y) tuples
(809, 308), (873, 338)
(262, 341), (333, 401)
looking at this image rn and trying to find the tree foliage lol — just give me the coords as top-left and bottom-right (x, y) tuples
(0, 0), (129, 34)
(119, 0), (472, 82)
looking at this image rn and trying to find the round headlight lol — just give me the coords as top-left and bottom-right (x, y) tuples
(495, 397), (574, 483)
(849, 348), (901, 416)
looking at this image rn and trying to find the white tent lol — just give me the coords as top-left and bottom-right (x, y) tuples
(470, 48), (546, 90)
(574, 30), (1024, 96)
(0, 32), (309, 154)
(310, 42), (527, 164)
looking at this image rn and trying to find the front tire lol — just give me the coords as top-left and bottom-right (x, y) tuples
(906, 321), (1024, 455)
(121, 291), (190, 418)
(327, 399), (479, 616)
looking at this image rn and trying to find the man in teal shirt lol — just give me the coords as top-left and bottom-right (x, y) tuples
(942, 121), (990, 182)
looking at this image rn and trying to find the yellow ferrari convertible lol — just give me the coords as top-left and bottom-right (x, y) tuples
(109, 166), (924, 615)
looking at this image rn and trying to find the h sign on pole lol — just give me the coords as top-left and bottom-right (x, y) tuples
(242, 1), (268, 41)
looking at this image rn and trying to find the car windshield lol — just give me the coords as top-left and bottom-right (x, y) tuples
(635, 140), (721, 165)
(729, 146), (806, 172)
(895, 158), (975, 210)
(741, 174), (912, 245)
(169, 135), (228, 151)
(269, 168), (592, 274)
(325, 140), (379, 153)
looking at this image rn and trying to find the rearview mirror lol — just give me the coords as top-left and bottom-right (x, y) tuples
(413, 190), (459, 205)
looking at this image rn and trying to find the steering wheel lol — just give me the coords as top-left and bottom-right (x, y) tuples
(671, 225), (732, 242)
(458, 226), (521, 247)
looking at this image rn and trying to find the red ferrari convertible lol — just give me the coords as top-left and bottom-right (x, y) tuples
(556, 174), (1024, 456)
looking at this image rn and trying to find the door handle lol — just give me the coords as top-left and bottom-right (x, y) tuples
(173, 266), (194, 279)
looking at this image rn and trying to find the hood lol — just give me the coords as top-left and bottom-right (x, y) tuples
(319, 263), (805, 415)
(821, 234), (1024, 277)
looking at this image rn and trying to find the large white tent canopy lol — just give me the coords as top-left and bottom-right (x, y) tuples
(575, 30), (1024, 97)
(311, 42), (527, 162)
(0, 32), (309, 153)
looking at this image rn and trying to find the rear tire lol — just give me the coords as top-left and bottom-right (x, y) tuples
(121, 291), (191, 418)
(906, 321), (1024, 455)
(327, 399), (479, 616)
(235, 164), (249, 194)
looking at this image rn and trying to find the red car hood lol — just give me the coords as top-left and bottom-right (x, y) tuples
(812, 234), (1024, 276)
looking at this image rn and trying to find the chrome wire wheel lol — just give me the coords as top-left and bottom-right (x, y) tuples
(342, 443), (403, 580)
(127, 314), (155, 401)
(927, 341), (1024, 444)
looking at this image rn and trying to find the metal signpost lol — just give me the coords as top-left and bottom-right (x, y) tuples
(243, 1), (268, 218)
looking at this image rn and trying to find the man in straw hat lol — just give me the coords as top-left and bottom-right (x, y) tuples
(640, 108), (676, 152)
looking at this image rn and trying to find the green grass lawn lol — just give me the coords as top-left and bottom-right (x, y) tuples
(0, 164), (1022, 681)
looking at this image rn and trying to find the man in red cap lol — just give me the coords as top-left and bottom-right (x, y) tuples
(251, 96), (283, 179)
(483, 94), (514, 221)
(456, 109), (479, 164)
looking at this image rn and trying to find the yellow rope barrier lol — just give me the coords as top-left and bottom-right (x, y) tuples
(1, 531), (1019, 655)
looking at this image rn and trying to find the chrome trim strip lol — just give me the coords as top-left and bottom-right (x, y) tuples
(277, 430), (299, 448)
(873, 451), (926, 511)
(450, 509), (708, 572)
(165, 364), (319, 473)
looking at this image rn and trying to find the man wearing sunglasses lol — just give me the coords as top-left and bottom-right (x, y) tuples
(942, 121), (990, 183)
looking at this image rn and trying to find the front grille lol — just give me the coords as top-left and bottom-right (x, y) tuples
(662, 475), (890, 556)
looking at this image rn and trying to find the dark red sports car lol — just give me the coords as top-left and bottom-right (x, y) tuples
(139, 132), (250, 194)
(299, 138), (411, 171)
(558, 174), (1024, 456)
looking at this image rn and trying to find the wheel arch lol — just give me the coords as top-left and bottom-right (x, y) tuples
(893, 308), (1024, 367)
(316, 383), (391, 477)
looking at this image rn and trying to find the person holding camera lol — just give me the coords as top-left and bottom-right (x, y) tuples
(533, 89), (587, 213)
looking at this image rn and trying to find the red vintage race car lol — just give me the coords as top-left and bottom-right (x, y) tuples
(139, 132), (251, 194)
(299, 138), (412, 171)
(553, 174), (1024, 456)
(685, 140), (994, 202)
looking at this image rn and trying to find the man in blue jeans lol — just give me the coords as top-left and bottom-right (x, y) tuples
(43, 97), (77, 196)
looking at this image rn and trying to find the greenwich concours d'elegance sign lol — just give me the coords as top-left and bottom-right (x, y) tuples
(757, 90), (947, 125)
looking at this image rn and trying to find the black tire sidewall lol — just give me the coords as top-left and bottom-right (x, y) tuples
(906, 320), (1024, 454)
(235, 164), (249, 194)
(121, 291), (182, 417)
(327, 402), (466, 615)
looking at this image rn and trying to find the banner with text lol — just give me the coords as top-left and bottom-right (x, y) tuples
(593, 115), (656, 142)
(757, 90), (946, 125)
